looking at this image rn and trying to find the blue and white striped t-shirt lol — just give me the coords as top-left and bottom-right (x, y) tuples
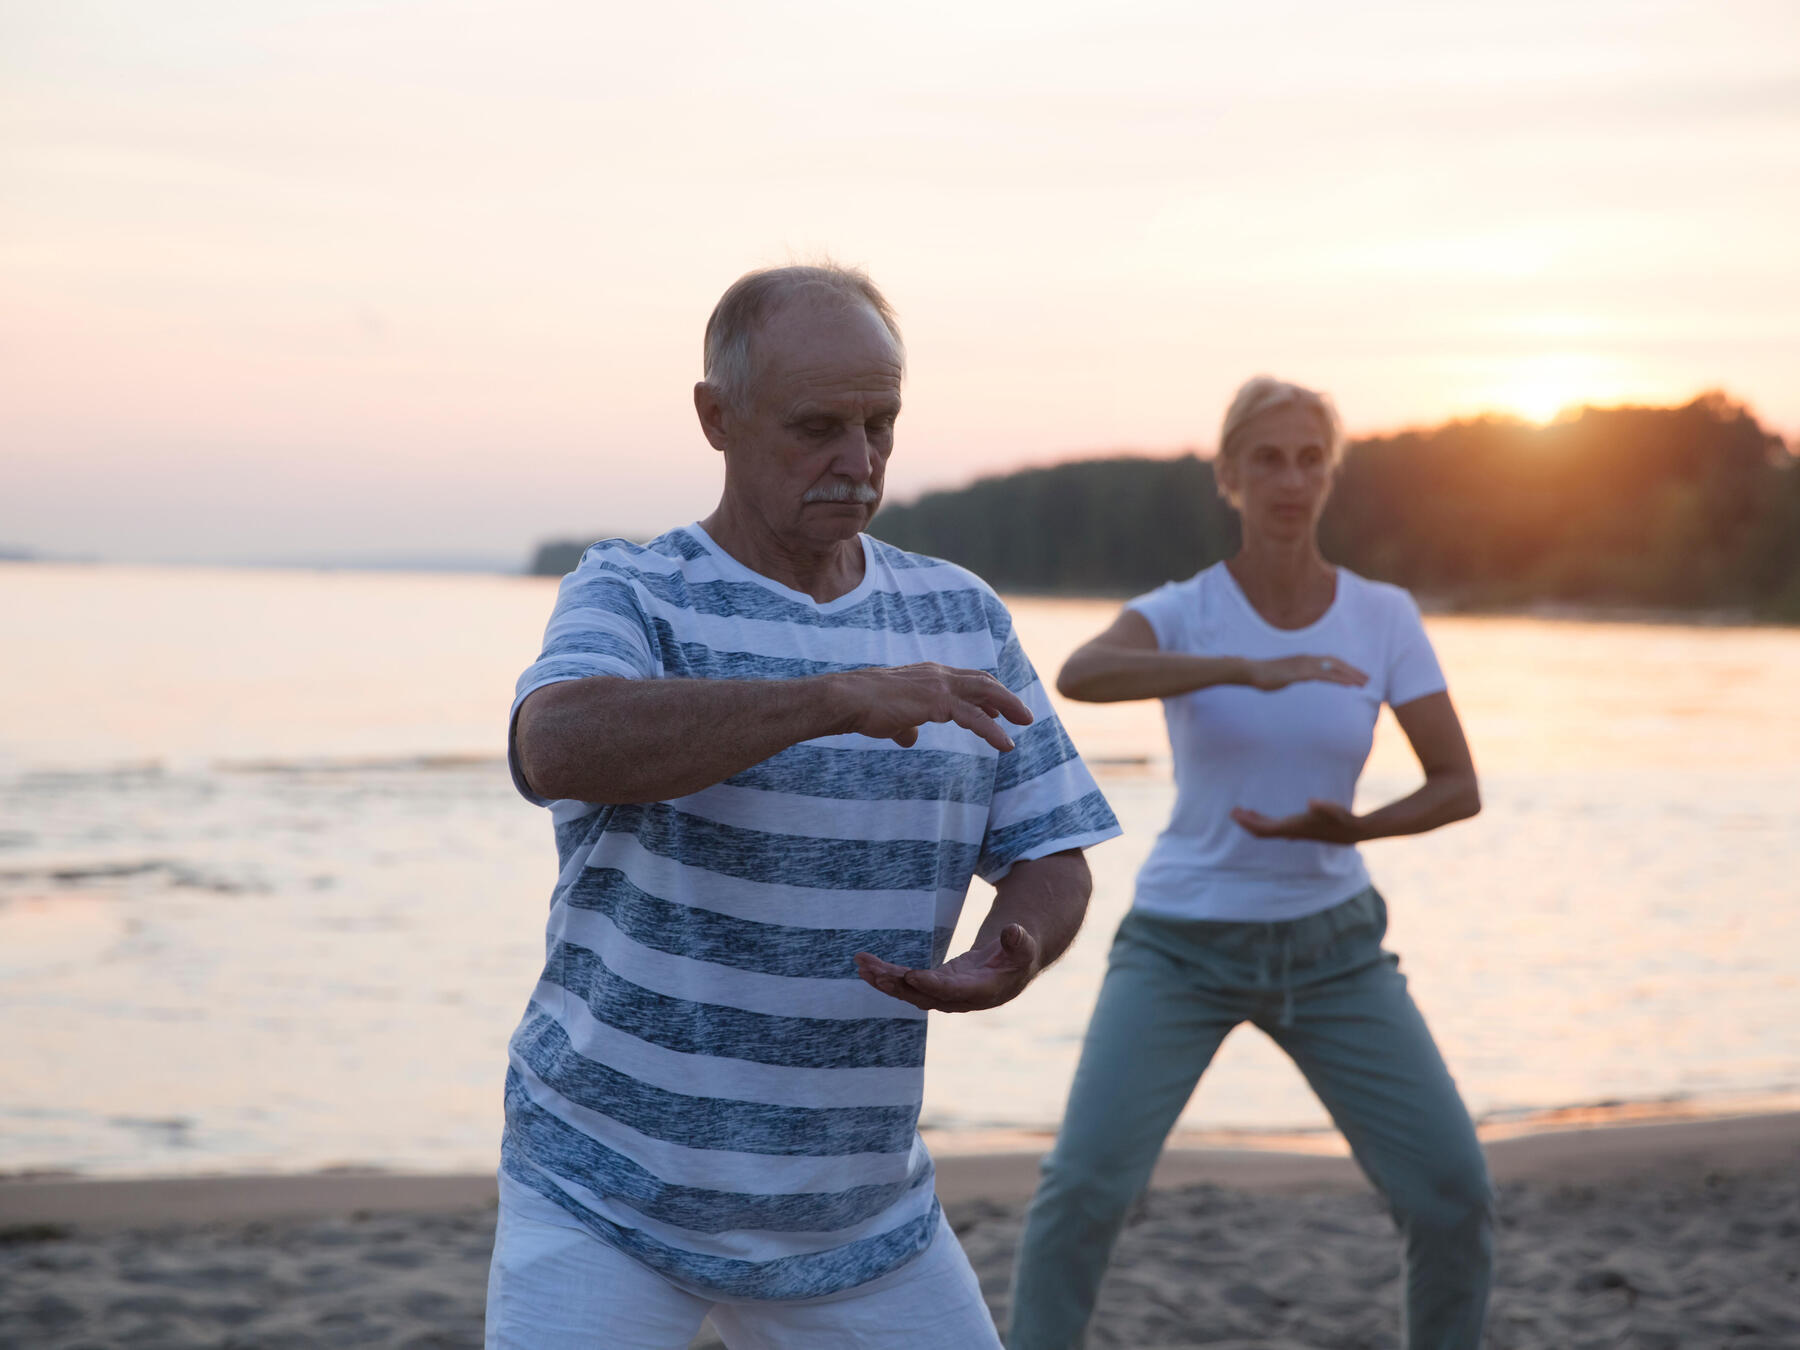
(501, 523), (1120, 1300)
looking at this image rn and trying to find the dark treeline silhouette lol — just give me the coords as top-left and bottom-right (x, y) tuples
(529, 539), (595, 577)
(868, 394), (1800, 618)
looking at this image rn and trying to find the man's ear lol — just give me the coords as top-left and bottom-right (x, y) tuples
(694, 382), (732, 454)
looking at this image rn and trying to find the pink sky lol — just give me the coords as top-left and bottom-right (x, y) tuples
(3, 0), (1797, 563)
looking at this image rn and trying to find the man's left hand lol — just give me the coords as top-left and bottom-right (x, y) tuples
(853, 924), (1042, 1013)
(1231, 799), (1366, 844)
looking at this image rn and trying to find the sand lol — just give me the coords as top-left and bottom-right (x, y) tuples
(2, 1113), (1796, 1348)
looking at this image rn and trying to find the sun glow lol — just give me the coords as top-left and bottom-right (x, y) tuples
(1476, 353), (1649, 426)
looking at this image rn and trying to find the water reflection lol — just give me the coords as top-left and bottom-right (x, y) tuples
(1, 566), (1797, 1176)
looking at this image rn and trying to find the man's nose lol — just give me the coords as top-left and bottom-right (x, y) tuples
(831, 426), (877, 481)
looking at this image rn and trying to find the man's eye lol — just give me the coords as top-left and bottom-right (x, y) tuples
(802, 422), (836, 438)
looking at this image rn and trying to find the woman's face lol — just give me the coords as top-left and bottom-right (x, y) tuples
(1217, 402), (1336, 543)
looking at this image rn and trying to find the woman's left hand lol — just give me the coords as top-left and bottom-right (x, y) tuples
(1231, 799), (1367, 844)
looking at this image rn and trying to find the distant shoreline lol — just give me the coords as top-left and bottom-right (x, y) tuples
(4, 556), (1795, 629)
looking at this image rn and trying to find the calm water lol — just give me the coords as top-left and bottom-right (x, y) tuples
(2, 563), (1797, 1177)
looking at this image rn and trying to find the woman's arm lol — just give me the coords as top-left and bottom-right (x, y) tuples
(1231, 690), (1481, 843)
(1057, 608), (1369, 704)
(1355, 690), (1481, 838)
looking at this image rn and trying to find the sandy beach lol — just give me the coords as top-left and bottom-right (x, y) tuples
(3, 1112), (1796, 1349)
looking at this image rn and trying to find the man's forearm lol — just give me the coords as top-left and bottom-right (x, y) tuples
(976, 850), (1092, 971)
(516, 674), (849, 804)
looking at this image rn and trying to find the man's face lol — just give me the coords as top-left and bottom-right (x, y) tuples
(713, 297), (904, 550)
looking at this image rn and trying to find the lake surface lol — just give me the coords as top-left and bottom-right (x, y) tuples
(2, 563), (1797, 1177)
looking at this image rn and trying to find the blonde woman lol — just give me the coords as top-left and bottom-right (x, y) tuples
(1007, 378), (1492, 1350)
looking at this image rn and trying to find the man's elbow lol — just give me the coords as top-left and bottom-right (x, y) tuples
(514, 696), (582, 802)
(514, 726), (565, 802)
(519, 739), (622, 804)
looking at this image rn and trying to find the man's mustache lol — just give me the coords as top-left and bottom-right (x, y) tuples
(803, 482), (881, 505)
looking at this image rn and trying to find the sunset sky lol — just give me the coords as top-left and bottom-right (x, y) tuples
(4, 0), (1798, 565)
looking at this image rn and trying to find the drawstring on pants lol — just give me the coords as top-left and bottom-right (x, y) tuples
(1256, 924), (1298, 1029)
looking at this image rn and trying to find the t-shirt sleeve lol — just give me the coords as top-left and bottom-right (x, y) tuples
(1123, 579), (1187, 651)
(975, 593), (1122, 883)
(507, 548), (660, 806)
(1385, 588), (1447, 708)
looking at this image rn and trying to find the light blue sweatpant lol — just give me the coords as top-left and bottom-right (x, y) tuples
(1007, 888), (1493, 1350)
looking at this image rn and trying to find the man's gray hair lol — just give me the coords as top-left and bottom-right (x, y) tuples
(702, 263), (905, 411)
(1218, 376), (1346, 469)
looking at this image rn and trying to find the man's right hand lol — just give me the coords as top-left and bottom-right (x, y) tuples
(855, 923), (1042, 1012)
(828, 663), (1033, 752)
(1245, 655), (1369, 691)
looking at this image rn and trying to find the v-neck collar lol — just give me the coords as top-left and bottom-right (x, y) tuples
(685, 523), (878, 614)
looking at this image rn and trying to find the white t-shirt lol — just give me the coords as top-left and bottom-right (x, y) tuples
(1127, 563), (1446, 922)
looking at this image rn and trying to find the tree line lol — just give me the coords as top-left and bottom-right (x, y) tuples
(527, 394), (1800, 619)
(867, 394), (1800, 618)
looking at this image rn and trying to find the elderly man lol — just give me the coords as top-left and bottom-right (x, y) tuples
(485, 264), (1120, 1349)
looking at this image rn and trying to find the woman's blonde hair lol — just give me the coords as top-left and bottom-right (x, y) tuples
(1217, 376), (1345, 473)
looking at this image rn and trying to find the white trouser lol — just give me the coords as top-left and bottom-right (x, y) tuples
(485, 1175), (1003, 1349)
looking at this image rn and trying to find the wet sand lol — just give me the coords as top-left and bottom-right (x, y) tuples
(3, 1113), (1796, 1348)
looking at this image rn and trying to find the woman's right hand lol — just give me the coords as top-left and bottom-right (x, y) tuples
(1245, 655), (1370, 691)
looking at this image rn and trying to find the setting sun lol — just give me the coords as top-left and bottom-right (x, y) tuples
(1477, 353), (1653, 425)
